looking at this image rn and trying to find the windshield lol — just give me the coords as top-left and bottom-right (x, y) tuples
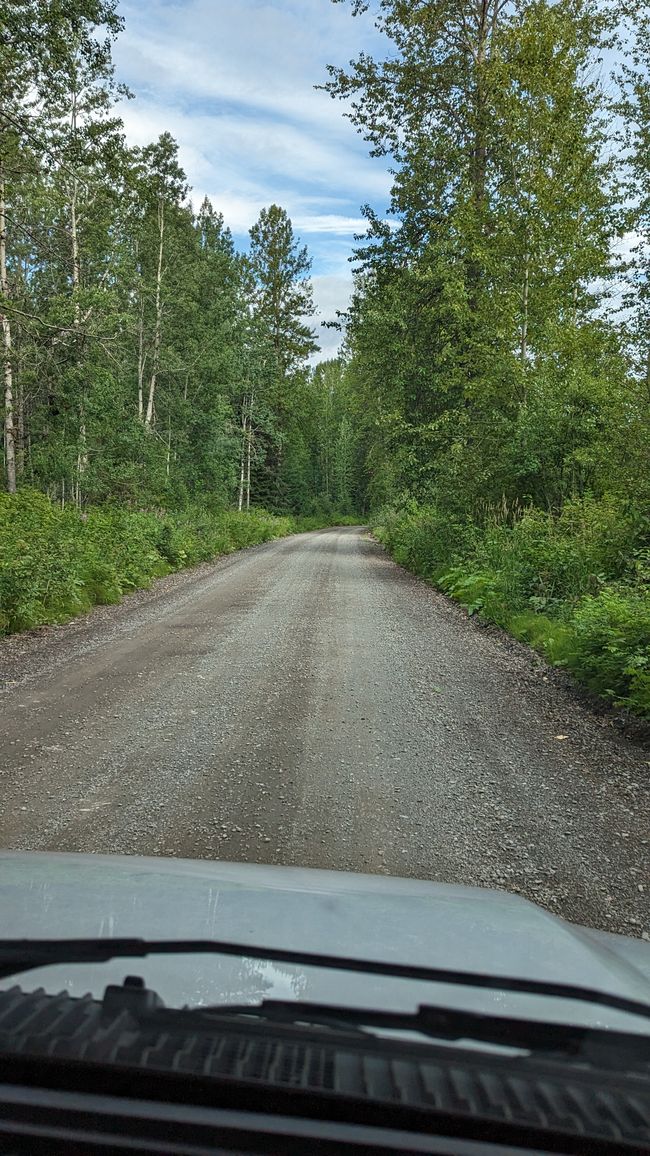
(0, 0), (649, 1034)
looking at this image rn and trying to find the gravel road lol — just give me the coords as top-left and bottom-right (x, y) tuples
(1, 526), (649, 936)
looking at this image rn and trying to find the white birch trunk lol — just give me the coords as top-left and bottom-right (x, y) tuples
(145, 198), (165, 429)
(246, 387), (254, 510)
(71, 172), (88, 488)
(69, 89), (88, 495)
(137, 296), (146, 421)
(238, 403), (248, 512)
(0, 173), (16, 494)
(246, 423), (252, 511)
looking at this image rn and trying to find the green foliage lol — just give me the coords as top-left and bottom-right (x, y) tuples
(438, 568), (509, 624)
(374, 496), (650, 717)
(509, 613), (578, 667)
(0, 491), (351, 636)
(1, 4), (354, 518)
(374, 502), (476, 580)
(569, 588), (650, 713)
(326, 0), (650, 719)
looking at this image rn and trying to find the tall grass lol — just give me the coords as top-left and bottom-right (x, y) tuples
(374, 496), (650, 718)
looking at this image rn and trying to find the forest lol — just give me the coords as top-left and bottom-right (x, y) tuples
(2, 0), (650, 718)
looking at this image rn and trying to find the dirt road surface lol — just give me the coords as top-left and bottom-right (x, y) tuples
(1, 526), (649, 936)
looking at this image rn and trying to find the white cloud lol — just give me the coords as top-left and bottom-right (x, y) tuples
(116, 0), (386, 126)
(293, 214), (367, 235)
(118, 97), (380, 259)
(310, 272), (354, 361)
(112, 0), (390, 352)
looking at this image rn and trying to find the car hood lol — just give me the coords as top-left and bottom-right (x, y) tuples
(0, 852), (649, 1034)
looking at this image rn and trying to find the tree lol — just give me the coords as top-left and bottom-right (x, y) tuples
(134, 133), (189, 430)
(0, 1), (41, 493)
(248, 205), (318, 379)
(0, 0), (129, 499)
(1, 6), (349, 516)
(246, 205), (319, 509)
(613, 4), (650, 506)
(328, 0), (618, 514)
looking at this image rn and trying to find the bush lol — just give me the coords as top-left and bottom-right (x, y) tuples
(568, 587), (650, 715)
(373, 495), (650, 718)
(374, 502), (476, 579)
(0, 492), (354, 636)
(473, 496), (640, 613)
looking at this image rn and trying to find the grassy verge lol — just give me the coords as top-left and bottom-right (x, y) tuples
(372, 497), (650, 719)
(0, 490), (358, 636)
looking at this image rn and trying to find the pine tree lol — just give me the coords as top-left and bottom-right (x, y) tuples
(248, 205), (318, 379)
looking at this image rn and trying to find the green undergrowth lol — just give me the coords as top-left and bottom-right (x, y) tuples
(373, 497), (650, 719)
(0, 490), (358, 635)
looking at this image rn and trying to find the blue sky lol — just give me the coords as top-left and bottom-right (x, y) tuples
(113, 0), (393, 358)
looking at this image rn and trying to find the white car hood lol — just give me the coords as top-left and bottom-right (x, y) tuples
(0, 852), (649, 1034)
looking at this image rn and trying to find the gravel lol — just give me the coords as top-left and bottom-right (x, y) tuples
(1, 526), (649, 937)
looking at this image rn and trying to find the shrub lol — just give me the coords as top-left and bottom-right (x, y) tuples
(0, 493), (352, 636)
(374, 502), (476, 579)
(568, 587), (650, 715)
(373, 495), (650, 718)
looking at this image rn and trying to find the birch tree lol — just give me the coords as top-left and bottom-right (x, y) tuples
(0, 1), (38, 492)
(138, 134), (188, 430)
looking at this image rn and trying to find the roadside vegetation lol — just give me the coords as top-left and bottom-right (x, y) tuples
(3, 1), (650, 720)
(0, 4), (361, 517)
(0, 490), (357, 634)
(373, 499), (650, 717)
(324, 0), (650, 720)
(0, 3), (362, 636)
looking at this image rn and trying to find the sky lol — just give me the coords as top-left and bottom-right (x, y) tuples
(112, 0), (393, 360)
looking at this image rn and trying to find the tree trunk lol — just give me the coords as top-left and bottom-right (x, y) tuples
(246, 388), (255, 510)
(0, 173), (16, 494)
(145, 198), (165, 429)
(16, 375), (24, 478)
(71, 179), (81, 301)
(246, 421), (252, 511)
(137, 324), (145, 420)
(324, 382), (332, 499)
(472, 1), (491, 214)
(465, 1), (496, 313)
(137, 278), (146, 421)
(238, 401), (248, 512)
(70, 89), (87, 497)
(77, 411), (87, 506)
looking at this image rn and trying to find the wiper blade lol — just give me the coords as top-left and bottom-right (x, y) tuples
(188, 998), (650, 1065)
(0, 936), (649, 1024)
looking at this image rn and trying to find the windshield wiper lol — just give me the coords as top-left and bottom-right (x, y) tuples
(186, 998), (650, 1066)
(0, 936), (649, 1024)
